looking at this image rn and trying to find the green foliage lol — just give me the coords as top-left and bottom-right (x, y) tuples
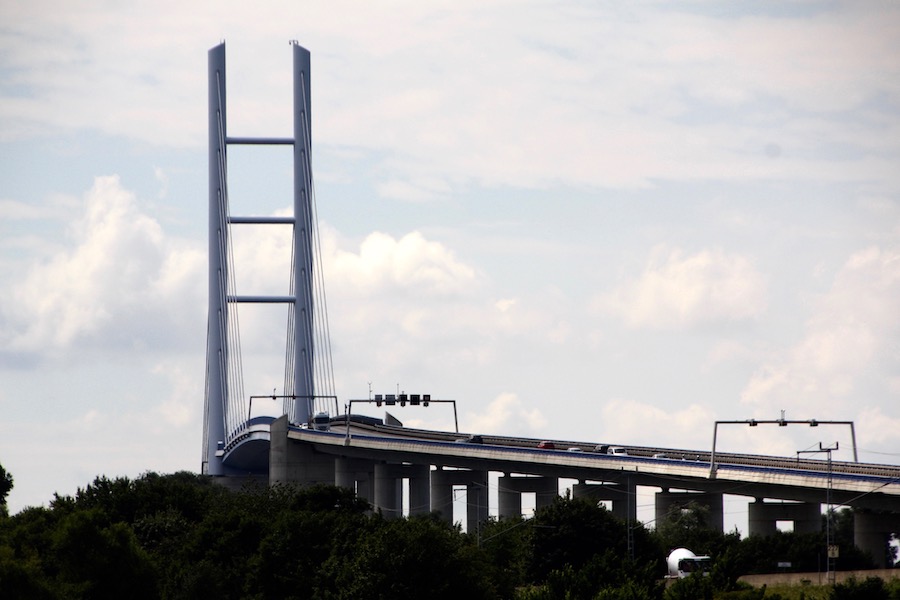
(664, 572), (715, 600)
(543, 551), (665, 600)
(0, 544), (55, 599)
(478, 516), (534, 598)
(726, 530), (875, 575)
(0, 469), (895, 599)
(0, 463), (12, 517)
(655, 501), (742, 559)
(830, 576), (893, 600)
(51, 509), (158, 599)
(529, 492), (663, 582)
(321, 513), (496, 599)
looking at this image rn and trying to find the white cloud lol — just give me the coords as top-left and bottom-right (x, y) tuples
(597, 398), (715, 449)
(152, 360), (203, 428)
(741, 246), (900, 417)
(0, 176), (205, 357)
(3, 3), (898, 191)
(595, 246), (767, 329)
(325, 229), (478, 298)
(464, 392), (547, 437)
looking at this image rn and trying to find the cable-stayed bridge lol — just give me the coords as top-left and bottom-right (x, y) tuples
(203, 43), (900, 568)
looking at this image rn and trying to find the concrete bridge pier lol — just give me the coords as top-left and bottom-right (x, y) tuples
(334, 457), (375, 506)
(430, 467), (490, 532)
(374, 462), (404, 519)
(370, 462), (434, 519)
(497, 474), (559, 520)
(748, 499), (821, 536)
(572, 481), (637, 523)
(498, 476), (522, 519)
(467, 470), (490, 533)
(655, 489), (724, 532)
(431, 467), (455, 523)
(334, 457), (371, 489)
(854, 510), (900, 569)
(407, 464), (432, 517)
(270, 416), (335, 485)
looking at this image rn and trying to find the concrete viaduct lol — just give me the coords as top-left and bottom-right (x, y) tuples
(264, 416), (900, 568)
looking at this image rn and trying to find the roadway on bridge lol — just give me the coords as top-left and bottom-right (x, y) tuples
(288, 418), (900, 512)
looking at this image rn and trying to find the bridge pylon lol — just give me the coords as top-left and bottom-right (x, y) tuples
(203, 42), (319, 476)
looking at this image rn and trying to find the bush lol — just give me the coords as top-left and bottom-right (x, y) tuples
(831, 576), (890, 600)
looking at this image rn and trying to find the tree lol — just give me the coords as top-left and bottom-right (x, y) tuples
(324, 513), (497, 599)
(653, 500), (741, 560)
(529, 492), (662, 582)
(0, 463), (12, 517)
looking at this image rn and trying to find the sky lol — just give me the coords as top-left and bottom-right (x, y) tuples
(2, 1), (899, 531)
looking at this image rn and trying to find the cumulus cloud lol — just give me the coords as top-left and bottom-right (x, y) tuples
(597, 398), (715, 449)
(464, 392), (547, 437)
(0, 176), (205, 358)
(4, 3), (898, 190)
(741, 246), (900, 417)
(594, 246), (767, 329)
(152, 360), (203, 428)
(326, 229), (478, 296)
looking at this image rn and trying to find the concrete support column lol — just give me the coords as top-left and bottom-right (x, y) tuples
(430, 467), (456, 524)
(374, 463), (403, 519)
(408, 464), (432, 517)
(429, 467), (491, 529)
(854, 511), (900, 569)
(467, 470), (490, 535)
(498, 475), (522, 520)
(269, 416), (335, 486)
(334, 457), (354, 489)
(535, 476), (559, 511)
(573, 481), (634, 523)
(334, 456), (376, 513)
(793, 503), (823, 535)
(497, 475), (560, 518)
(655, 490), (724, 532)
(356, 472), (374, 506)
(747, 500), (821, 537)
(748, 499), (777, 537)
